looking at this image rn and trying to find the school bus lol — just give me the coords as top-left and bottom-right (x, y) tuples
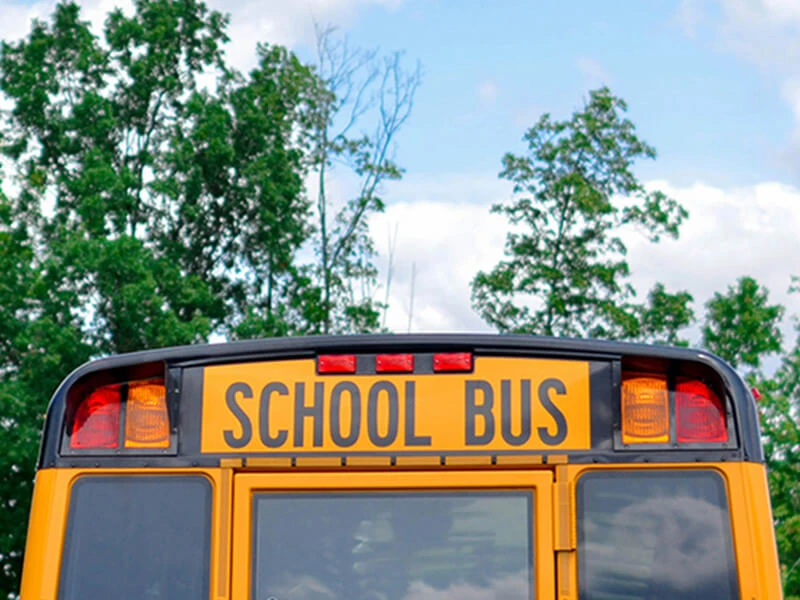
(19, 334), (782, 599)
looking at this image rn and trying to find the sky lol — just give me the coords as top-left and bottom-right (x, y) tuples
(2, 0), (800, 350)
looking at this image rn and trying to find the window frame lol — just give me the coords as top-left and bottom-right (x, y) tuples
(57, 474), (213, 600)
(231, 470), (554, 600)
(575, 468), (741, 600)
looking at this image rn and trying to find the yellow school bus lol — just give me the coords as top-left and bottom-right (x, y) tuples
(19, 334), (782, 599)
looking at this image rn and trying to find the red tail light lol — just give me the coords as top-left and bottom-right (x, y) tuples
(676, 379), (727, 443)
(317, 354), (357, 374)
(70, 385), (121, 449)
(433, 352), (473, 372)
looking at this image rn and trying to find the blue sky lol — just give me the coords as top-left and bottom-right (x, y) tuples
(288, 0), (800, 341)
(287, 0), (795, 188)
(2, 0), (800, 348)
(4, 0), (795, 189)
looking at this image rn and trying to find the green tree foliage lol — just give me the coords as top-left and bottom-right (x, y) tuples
(751, 281), (800, 599)
(699, 276), (799, 596)
(0, 1), (323, 593)
(0, 3), (419, 592)
(637, 283), (695, 346)
(0, 186), (94, 596)
(703, 276), (785, 370)
(0, 0), (321, 351)
(758, 367), (800, 599)
(471, 87), (690, 340)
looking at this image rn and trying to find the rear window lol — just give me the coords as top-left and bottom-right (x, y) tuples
(252, 491), (533, 599)
(577, 470), (739, 600)
(58, 475), (211, 600)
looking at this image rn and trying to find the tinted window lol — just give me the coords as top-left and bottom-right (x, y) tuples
(577, 470), (739, 600)
(252, 492), (533, 600)
(59, 476), (211, 600)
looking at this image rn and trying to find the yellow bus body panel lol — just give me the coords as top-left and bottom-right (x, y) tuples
(19, 468), (225, 600)
(19, 462), (782, 599)
(20, 469), (68, 600)
(564, 461), (783, 600)
(740, 462), (783, 600)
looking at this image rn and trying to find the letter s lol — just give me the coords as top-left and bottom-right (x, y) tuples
(538, 378), (568, 446)
(224, 382), (253, 448)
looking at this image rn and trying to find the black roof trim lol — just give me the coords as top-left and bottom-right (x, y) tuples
(54, 333), (730, 380)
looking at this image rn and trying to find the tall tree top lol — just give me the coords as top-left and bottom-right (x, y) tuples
(472, 87), (690, 340)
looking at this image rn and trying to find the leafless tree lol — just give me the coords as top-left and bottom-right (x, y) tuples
(308, 23), (421, 334)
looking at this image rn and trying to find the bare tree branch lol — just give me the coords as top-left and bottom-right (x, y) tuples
(309, 24), (420, 333)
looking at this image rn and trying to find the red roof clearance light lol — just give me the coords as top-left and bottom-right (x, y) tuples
(70, 385), (121, 449)
(317, 354), (357, 374)
(376, 354), (414, 373)
(433, 352), (473, 373)
(676, 379), (728, 443)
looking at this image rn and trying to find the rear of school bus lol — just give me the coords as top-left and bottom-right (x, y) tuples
(19, 334), (782, 599)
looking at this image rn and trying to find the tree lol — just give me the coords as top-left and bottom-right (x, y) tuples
(471, 87), (689, 340)
(703, 276), (784, 370)
(0, 0), (322, 351)
(0, 187), (94, 596)
(637, 283), (695, 346)
(0, 1), (319, 594)
(699, 276), (797, 595)
(304, 24), (421, 334)
(751, 278), (800, 599)
(758, 368), (800, 599)
(168, 43), (319, 340)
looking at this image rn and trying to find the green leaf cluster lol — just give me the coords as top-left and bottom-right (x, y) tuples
(0, 3), (416, 595)
(471, 87), (691, 342)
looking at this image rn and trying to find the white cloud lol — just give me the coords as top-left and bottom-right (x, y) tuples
(0, 0), (401, 71)
(761, 0), (800, 23)
(402, 571), (529, 599)
(712, 0), (800, 71)
(676, 0), (704, 38)
(476, 80), (498, 108)
(681, 0), (800, 132)
(371, 199), (506, 333)
(223, 0), (404, 69)
(622, 180), (800, 331)
(370, 173), (800, 348)
(369, 173), (510, 333)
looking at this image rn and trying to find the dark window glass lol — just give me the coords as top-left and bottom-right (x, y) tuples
(252, 492), (533, 600)
(577, 470), (739, 600)
(58, 476), (211, 600)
